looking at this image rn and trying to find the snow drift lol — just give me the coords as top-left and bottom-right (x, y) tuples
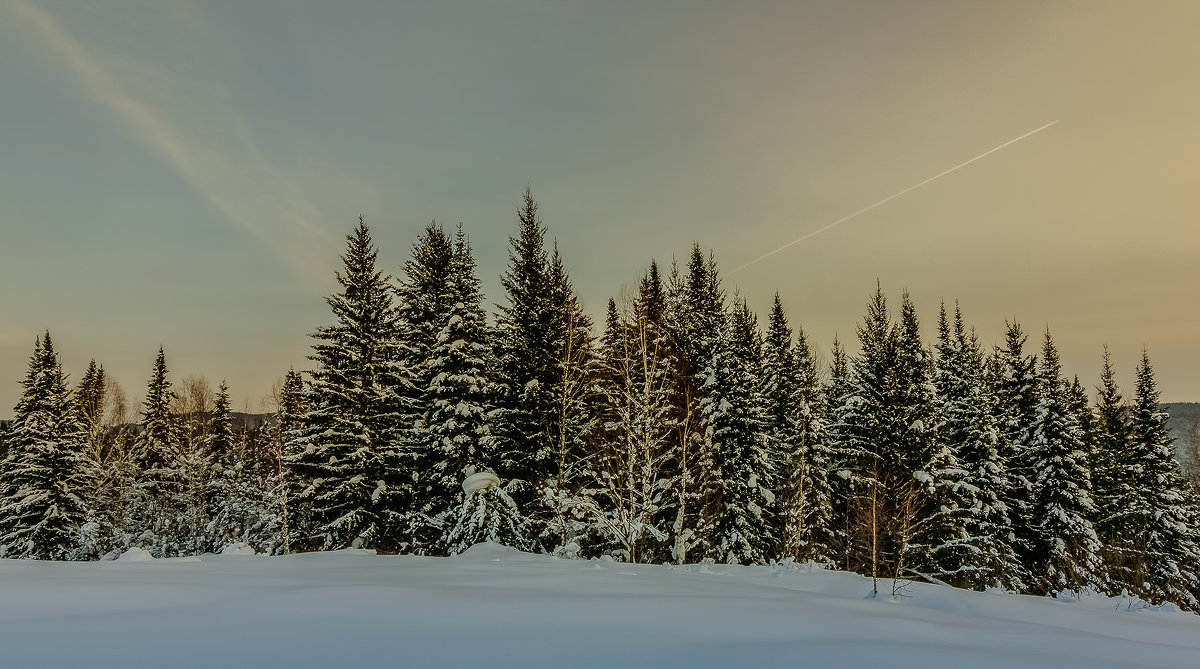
(1, 544), (1197, 668)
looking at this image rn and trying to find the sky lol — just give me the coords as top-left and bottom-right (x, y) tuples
(2, 0), (1199, 414)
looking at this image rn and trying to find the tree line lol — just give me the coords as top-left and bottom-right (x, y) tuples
(2, 188), (1197, 610)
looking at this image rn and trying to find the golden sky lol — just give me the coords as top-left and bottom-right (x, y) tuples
(1, 1), (1198, 410)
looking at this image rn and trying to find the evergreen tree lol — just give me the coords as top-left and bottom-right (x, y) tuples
(893, 293), (960, 584)
(422, 229), (504, 553)
(204, 382), (252, 551)
(491, 189), (590, 549)
(287, 216), (412, 552)
(1125, 351), (1200, 608)
(1092, 348), (1135, 591)
(702, 299), (774, 564)
(990, 320), (1039, 578)
(828, 285), (898, 586)
(445, 478), (535, 555)
(933, 306), (1019, 589)
(0, 334), (93, 560)
(129, 347), (190, 557)
(1027, 330), (1103, 594)
(660, 246), (725, 563)
(396, 221), (466, 551)
(777, 316), (834, 565)
(276, 369), (308, 554)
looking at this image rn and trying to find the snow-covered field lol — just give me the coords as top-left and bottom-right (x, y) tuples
(2, 544), (1198, 668)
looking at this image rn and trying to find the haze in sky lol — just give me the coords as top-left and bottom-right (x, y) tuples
(2, 0), (1198, 413)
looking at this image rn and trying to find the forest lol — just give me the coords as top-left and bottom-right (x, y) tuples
(2, 188), (1197, 611)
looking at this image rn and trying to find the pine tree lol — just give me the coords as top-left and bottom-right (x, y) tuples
(422, 229), (504, 553)
(990, 320), (1039, 581)
(1092, 348), (1135, 591)
(702, 298), (774, 564)
(893, 293), (960, 585)
(276, 368), (307, 554)
(128, 347), (191, 557)
(491, 189), (579, 548)
(828, 285), (898, 587)
(287, 216), (412, 552)
(934, 306), (1019, 589)
(1125, 351), (1200, 608)
(825, 336), (856, 570)
(445, 479), (535, 555)
(767, 296), (834, 564)
(204, 382), (253, 551)
(396, 221), (466, 551)
(1027, 329), (1103, 595)
(659, 246), (725, 563)
(0, 333), (93, 560)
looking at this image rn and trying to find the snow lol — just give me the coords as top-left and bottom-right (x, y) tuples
(2, 544), (1198, 668)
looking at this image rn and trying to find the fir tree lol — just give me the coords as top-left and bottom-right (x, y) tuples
(540, 241), (601, 553)
(933, 305), (1019, 589)
(1125, 351), (1200, 608)
(828, 285), (898, 586)
(276, 368), (308, 554)
(659, 246), (725, 563)
(0, 333), (93, 560)
(491, 188), (582, 547)
(893, 293), (960, 585)
(1092, 348), (1135, 591)
(990, 320), (1039, 578)
(129, 347), (190, 557)
(1027, 329), (1103, 595)
(204, 382), (251, 551)
(702, 299), (774, 564)
(445, 478), (535, 555)
(423, 229), (503, 553)
(288, 216), (412, 552)
(777, 314), (834, 565)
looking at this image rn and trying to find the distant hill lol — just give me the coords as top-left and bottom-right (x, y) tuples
(1166, 402), (1200, 476)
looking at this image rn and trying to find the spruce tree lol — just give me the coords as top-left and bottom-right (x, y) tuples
(422, 229), (505, 553)
(702, 299), (774, 564)
(933, 306), (1019, 589)
(990, 320), (1039, 580)
(204, 382), (252, 551)
(1126, 351), (1200, 608)
(660, 246), (725, 562)
(778, 317), (834, 565)
(445, 479), (535, 555)
(129, 347), (190, 557)
(492, 189), (590, 549)
(1027, 330), (1103, 595)
(288, 216), (412, 552)
(276, 369), (308, 554)
(828, 285), (898, 586)
(894, 293), (961, 584)
(1092, 348), (1135, 591)
(0, 334), (93, 560)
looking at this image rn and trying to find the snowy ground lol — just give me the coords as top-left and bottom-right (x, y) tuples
(2, 544), (1198, 668)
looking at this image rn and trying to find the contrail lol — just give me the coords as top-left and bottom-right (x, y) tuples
(734, 120), (1059, 272)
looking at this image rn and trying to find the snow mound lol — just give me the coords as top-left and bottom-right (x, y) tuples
(218, 543), (257, 556)
(116, 548), (155, 562)
(455, 541), (522, 560)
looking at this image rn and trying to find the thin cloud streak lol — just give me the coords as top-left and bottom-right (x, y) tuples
(4, 0), (339, 288)
(734, 121), (1060, 273)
